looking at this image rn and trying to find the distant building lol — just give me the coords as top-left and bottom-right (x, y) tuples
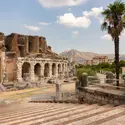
(93, 56), (108, 65)
(83, 56), (113, 66)
(83, 60), (93, 65)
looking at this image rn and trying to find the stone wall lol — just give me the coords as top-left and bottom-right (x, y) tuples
(77, 87), (125, 106)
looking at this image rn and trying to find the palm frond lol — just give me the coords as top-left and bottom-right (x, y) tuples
(101, 22), (108, 31)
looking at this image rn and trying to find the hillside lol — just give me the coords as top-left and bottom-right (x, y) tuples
(59, 49), (125, 64)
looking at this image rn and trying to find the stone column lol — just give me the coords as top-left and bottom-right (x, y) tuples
(55, 82), (62, 100)
(17, 63), (23, 82)
(31, 63), (35, 82)
(41, 63), (44, 77)
(49, 63), (52, 78)
(55, 63), (58, 77)
(80, 73), (88, 87)
(38, 63), (44, 83)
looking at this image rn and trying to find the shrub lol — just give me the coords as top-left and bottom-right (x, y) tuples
(76, 68), (96, 80)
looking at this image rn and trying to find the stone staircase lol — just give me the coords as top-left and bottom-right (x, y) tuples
(0, 102), (125, 125)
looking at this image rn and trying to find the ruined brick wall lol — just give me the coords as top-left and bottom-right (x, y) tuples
(29, 36), (39, 53)
(47, 46), (52, 51)
(5, 33), (20, 54)
(5, 33), (58, 57)
(6, 56), (17, 81)
(39, 37), (47, 53)
(18, 35), (28, 57)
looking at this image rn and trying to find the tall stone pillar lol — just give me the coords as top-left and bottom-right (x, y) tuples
(17, 63), (23, 82)
(55, 82), (62, 100)
(49, 63), (52, 78)
(55, 63), (58, 77)
(31, 64), (35, 82)
(41, 63), (44, 77)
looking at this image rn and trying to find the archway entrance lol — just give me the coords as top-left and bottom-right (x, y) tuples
(44, 63), (49, 77)
(52, 63), (56, 76)
(34, 63), (41, 81)
(22, 62), (31, 81)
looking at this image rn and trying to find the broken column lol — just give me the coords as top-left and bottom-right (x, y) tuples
(80, 73), (88, 87)
(55, 80), (62, 100)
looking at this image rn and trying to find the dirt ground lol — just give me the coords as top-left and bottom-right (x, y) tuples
(0, 82), (75, 101)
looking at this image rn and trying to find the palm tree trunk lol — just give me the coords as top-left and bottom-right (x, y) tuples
(114, 37), (119, 87)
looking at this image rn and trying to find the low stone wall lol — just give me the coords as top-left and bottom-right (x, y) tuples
(77, 87), (125, 106)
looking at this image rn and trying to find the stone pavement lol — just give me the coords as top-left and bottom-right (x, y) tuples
(0, 102), (125, 125)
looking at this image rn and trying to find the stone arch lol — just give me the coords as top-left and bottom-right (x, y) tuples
(22, 62), (31, 81)
(34, 63), (41, 81)
(52, 63), (56, 76)
(44, 63), (49, 77)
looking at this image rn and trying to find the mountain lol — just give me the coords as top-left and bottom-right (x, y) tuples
(59, 49), (125, 64)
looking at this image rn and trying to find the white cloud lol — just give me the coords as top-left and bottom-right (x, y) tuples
(57, 7), (103, 28)
(101, 34), (112, 41)
(72, 30), (79, 36)
(38, 0), (87, 8)
(24, 24), (40, 32)
(57, 13), (91, 28)
(39, 22), (51, 26)
(83, 7), (103, 23)
(83, 7), (103, 17)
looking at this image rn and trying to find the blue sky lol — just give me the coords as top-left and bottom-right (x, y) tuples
(0, 0), (125, 54)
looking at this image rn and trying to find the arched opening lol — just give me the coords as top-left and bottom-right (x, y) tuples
(34, 63), (41, 81)
(22, 62), (31, 81)
(52, 63), (56, 76)
(44, 63), (49, 77)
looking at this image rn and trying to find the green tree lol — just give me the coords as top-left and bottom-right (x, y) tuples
(101, 0), (125, 87)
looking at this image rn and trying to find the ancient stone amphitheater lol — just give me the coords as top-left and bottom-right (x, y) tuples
(0, 102), (125, 125)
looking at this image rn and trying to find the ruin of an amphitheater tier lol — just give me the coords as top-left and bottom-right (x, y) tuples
(0, 32), (69, 83)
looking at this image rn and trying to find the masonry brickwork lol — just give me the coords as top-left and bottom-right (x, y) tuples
(0, 32), (68, 83)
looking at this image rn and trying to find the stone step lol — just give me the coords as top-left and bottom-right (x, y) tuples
(11, 104), (103, 125)
(40, 105), (112, 125)
(1, 104), (91, 125)
(0, 103), (125, 125)
(0, 103), (62, 117)
(100, 114), (125, 125)
(0, 103), (78, 119)
(66, 105), (125, 125)
(0, 104), (85, 123)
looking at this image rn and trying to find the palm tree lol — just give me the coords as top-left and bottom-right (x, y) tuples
(101, 0), (125, 87)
